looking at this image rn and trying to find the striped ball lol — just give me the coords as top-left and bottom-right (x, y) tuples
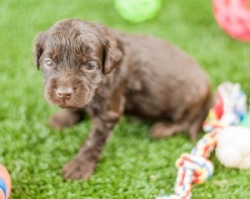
(0, 165), (11, 199)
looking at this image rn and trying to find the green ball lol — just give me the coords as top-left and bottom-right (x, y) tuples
(115, 0), (162, 23)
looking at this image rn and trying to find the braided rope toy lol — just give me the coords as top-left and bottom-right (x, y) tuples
(157, 82), (247, 199)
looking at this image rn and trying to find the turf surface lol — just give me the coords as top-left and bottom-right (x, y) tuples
(0, 0), (250, 198)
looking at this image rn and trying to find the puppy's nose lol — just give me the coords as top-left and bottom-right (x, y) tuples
(56, 87), (73, 100)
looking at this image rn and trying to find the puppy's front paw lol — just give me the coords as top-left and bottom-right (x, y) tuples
(49, 113), (67, 130)
(49, 110), (82, 130)
(62, 158), (96, 180)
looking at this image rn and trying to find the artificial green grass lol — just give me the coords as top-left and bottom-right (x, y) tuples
(0, 0), (250, 198)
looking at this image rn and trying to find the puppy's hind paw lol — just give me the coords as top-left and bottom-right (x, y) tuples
(150, 123), (177, 139)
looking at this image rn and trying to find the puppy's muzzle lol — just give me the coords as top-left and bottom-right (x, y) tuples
(56, 87), (73, 100)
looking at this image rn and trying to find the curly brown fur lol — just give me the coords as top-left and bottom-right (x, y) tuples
(33, 19), (211, 180)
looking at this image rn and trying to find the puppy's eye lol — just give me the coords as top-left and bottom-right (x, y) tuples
(83, 63), (96, 71)
(44, 59), (54, 68)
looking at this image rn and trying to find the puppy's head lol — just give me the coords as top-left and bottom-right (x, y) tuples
(33, 19), (123, 108)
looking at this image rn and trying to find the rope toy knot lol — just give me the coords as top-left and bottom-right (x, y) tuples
(176, 154), (214, 185)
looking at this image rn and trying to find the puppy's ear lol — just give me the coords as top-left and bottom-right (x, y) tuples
(102, 37), (123, 74)
(33, 31), (48, 70)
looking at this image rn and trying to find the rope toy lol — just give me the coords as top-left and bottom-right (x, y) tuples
(157, 82), (247, 199)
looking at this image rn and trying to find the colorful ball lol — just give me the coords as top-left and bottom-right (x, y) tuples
(115, 0), (162, 23)
(0, 165), (11, 199)
(213, 0), (250, 41)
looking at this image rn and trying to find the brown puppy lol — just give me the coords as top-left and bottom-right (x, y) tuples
(33, 19), (211, 180)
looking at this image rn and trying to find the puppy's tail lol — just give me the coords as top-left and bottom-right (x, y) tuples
(188, 85), (212, 141)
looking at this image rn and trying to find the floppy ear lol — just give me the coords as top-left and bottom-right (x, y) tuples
(102, 37), (123, 74)
(33, 31), (48, 70)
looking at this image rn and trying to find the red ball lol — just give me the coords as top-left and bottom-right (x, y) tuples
(213, 0), (250, 41)
(0, 165), (11, 199)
